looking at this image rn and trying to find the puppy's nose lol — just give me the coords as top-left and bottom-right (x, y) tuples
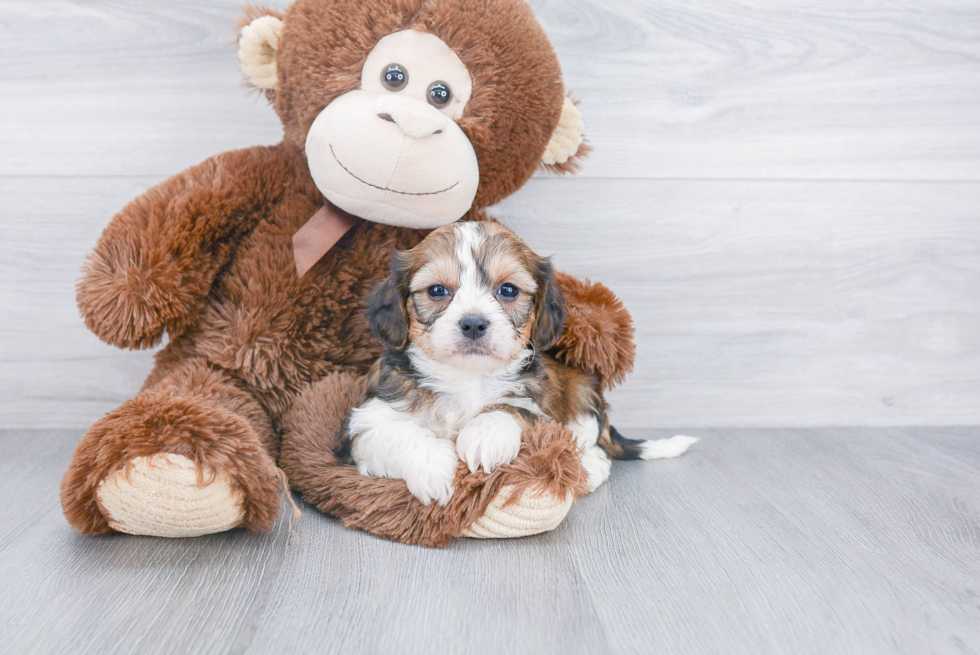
(459, 315), (489, 341)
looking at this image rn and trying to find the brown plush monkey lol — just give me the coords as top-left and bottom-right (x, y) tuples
(60, 0), (636, 546)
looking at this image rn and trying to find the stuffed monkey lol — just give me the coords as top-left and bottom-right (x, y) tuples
(60, 0), (635, 546)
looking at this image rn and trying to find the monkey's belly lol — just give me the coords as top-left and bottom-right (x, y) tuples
(188, 211), (424, 394)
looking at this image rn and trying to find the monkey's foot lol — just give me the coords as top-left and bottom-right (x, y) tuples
(96, 454), (245, 537)
(462, 485), (573, 539)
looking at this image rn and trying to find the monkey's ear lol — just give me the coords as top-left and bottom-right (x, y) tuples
(238, 10), (284, 92)
(541, 97), (590, 175)
(366, 252), (412, 351)
(531, 258), (566, 351)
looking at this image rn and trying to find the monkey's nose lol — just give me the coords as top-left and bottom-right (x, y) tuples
(375, 95), (449, 139)
(459, 315), (489, 341)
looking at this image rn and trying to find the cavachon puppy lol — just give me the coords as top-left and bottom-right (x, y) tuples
(340, 222), (697, 505)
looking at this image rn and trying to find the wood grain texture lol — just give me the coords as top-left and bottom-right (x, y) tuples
(531, 0), (980, 180)
(1, 0), (979, 428)
(1, 427), (978, 654)
(498, 178), (980, 428)
(0, 0), (288, 178)
(1, 0), (979, 179)
(3, 176), (978, 428)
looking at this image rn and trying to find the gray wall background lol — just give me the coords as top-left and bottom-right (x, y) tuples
(1, 0), (978, 430)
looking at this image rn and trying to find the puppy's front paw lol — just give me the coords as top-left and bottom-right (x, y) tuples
(404, 438), (458, 506)
(457, 411), (522, 474)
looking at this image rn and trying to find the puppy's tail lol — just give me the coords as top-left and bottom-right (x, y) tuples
(601, 426), (699, 461)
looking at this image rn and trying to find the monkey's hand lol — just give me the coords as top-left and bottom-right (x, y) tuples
(77, 146), (290, 349)
(76, 237), (206, 350)
(550, 271), (635, 391)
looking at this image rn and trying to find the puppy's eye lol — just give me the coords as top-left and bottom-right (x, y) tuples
(427, 81), (452, 107)
(427, 284), (450, 299)
(382, 64), (408, 91)
(496, 283), (520, 299)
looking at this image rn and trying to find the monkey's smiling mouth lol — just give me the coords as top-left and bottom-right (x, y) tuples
(330, 144), (459, 196)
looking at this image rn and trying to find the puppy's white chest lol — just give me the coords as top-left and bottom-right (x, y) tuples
(406, 345), (533, 439)
(419, 378), (521, 440)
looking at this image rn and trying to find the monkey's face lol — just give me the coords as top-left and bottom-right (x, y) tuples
(305, 30), (479, 229)
(238, 0), (589, 228)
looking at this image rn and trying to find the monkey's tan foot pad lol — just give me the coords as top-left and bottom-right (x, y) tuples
(96, 454), (245, 537)
(463, 485), (574, 539)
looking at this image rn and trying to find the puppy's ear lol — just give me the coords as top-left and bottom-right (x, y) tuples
(531, 258), (566, 351)
(367, 252), (412, 351)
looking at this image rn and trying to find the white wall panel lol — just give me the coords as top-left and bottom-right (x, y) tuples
(2, 1), (978, 428)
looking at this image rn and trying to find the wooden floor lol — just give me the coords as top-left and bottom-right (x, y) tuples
(2, 427), (978, 654)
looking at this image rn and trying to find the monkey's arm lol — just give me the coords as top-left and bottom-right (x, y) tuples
(77, 145), (293, 349)
(550, 271), (635, 392)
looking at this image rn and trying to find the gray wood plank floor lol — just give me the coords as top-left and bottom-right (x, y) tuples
(1, 427), (978, 654)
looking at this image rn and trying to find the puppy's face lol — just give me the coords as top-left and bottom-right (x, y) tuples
(367, 222), (565, 372)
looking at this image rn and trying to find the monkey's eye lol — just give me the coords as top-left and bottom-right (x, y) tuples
(496, 283), (520, 299)
(427, 284), (451, 299)
(382, 64), (408, 91)
(427, 81), (452, 107)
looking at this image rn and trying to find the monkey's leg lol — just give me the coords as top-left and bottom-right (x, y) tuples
(280, 372), (588, 547)
(60, 358), (281, 537)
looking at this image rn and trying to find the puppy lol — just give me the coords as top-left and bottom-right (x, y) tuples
(340, 221), (696, 505)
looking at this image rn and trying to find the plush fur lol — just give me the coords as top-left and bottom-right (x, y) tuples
(551, 271), (637, 391)
(279, 372), (588, 547)
(61, 0), (635, 542)
(270, 0), (584, 208)
(61, 358), (281, 533)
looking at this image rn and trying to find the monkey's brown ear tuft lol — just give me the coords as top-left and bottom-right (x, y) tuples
(540, 96), (590, 175)
(237, 6), (285, 97)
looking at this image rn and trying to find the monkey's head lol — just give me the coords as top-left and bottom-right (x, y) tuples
(238, 0), (587, 229)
